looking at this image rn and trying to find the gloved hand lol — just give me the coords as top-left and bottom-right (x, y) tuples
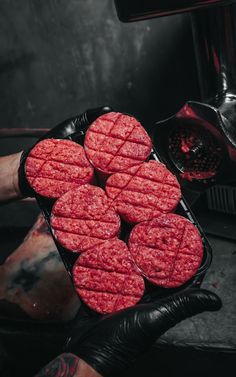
(18, 106), (112, 197)
(68, 288), (221, 377)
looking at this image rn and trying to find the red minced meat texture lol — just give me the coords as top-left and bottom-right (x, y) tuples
(105, 160), (181, 224)
(73, 239), (145, 314)
(84, 112), (152, 177)
(51, 184), (121, 253)
(25, 139), (94, 199)
(128, 214), (204, 288)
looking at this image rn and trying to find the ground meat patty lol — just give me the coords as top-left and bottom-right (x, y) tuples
(84, 112), (152, 177)
(128, 214), (204, 288)
(51, 184), (121, 253)
(73, 239), (145, 314)
(105, 160), (181, 224)
(25, 139), (94, 198)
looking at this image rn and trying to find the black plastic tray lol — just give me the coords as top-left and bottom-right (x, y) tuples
(35, 121), (212, 306)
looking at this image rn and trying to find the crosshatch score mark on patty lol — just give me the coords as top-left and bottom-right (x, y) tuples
(51, 185), (121, 253)
(25, 139), (94, 198)
(84, 112), (152, 176)
(128, 214), (203, 288)
(106, 160), (181, 224)
(72, 239), (145, 314)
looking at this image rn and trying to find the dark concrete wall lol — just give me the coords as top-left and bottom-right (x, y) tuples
(0, 0), (199, 133)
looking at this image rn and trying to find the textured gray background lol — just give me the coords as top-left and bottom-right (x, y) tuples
(0, 0), (199, 135)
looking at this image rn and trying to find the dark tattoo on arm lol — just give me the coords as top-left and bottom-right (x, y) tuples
(35, 353), (79, 377)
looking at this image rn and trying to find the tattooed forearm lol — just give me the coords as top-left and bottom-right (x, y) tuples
(35, 353), (79, 377)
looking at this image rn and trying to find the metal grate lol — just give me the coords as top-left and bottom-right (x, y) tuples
(207, 185), (236, 215)
(168, 124), (223, 181)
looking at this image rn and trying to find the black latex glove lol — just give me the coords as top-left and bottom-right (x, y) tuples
(18, 106), (112, 197)
(68, 288), (221, 377)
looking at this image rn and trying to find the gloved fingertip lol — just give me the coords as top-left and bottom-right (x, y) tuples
(18, 151), (35, 198)
(86, 106), (113, 124)
(173, 289), (222, 316)
(188, 289), (222, 311)
(101, 106), (113, 113)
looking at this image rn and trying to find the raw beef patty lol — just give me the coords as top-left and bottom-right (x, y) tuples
(128, 214), (203, 288)
(51, 184), (121, 253)
(106, 160), (181, 224)
(25, 139), (94, 198)
(84, 112), (152, 177)
(73, 239), (145, 314)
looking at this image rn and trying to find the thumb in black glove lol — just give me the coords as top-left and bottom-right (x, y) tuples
(69, 289), (221, 377)
(18, 106), (112, 197)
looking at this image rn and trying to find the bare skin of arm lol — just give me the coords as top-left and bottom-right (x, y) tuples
(34, 354), (102, 377)
(0, 156), (100, 374)
(0, 152), (23, 203)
